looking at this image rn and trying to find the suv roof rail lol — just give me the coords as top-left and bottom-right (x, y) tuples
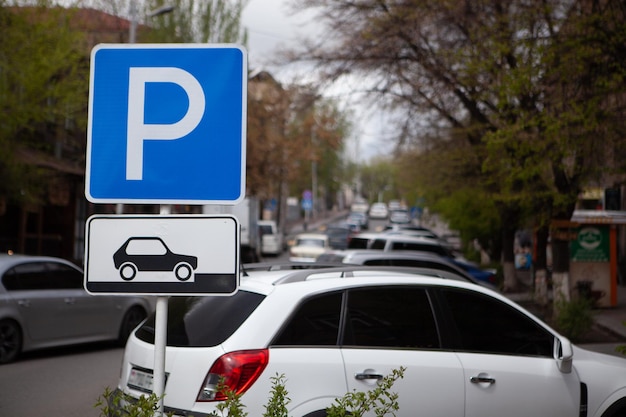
(272, 265), (462, 285)
(241, 261), (343, 276)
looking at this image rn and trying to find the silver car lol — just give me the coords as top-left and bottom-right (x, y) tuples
(0, 254), (153, 364)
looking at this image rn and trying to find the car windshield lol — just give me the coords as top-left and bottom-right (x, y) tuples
(259, 225), (273, 234)
(135, 291), (264, 347)
(347, 237), (370, 249)
(326, 228), (348, 236)
(297, 238), (325, 247)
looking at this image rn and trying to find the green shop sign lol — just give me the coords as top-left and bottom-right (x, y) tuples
(571, 225), (610, 262)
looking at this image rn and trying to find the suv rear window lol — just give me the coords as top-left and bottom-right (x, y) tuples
(135, 291), (264, 347)
(347, 237), (370, 249)
(390, 242), (450, 256)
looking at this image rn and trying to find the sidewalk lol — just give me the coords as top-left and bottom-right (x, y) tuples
(593, 284), (626, 339)
(509, 285), (626, 340)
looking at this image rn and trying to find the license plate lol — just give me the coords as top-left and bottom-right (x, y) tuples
(127, 367), (155, 393)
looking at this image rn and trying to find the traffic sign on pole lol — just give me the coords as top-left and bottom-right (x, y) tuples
(86, 44), (247, 204)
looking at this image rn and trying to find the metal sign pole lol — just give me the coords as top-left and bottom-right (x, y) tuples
(153, 296), (168, 416)
(154, 204), (171, 416)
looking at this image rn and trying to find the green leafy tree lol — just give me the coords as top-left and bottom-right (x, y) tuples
(139, 0), (248, 44)
(77, 0), (248, 44)
(0, 1), (87, 205)
(359, 158), (397, 204)
(283, 88), (350, 213)
(287, 0), (626, 293)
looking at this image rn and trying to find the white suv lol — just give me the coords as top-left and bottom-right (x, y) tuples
(115, 266), (626, 417)
(347, 232), (456, 257)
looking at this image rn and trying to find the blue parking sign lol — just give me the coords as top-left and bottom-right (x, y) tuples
(86, 44), (247, 204)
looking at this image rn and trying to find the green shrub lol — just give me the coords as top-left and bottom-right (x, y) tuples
(553, 298), (594, 342)
(95, 387), (172, 417)
(97, 368), (404, 417)
(263, 374), (291, 417)
(326, 367), (405, 417)
(215, 378), (248, 417)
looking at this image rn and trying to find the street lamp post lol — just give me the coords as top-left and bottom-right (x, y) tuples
(129, 1), (137, 43)
(129, 2), (175, 44)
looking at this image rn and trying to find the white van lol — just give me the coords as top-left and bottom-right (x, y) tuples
(258, 220), (284, 256)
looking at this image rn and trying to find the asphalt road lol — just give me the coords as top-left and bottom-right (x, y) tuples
(0, 343), (122, 417)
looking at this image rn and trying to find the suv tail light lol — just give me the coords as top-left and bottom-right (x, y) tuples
(197, 349), (269, 402)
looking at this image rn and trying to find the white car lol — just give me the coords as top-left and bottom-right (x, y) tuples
(388, 208), (411, 224)
(348, 232), (455, 257)
(288, 233), (330, 262)
(368, 202), (389, 219)
(114, 266), (626, 417)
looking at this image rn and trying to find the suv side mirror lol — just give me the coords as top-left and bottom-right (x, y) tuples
(554, 336), (574, 373)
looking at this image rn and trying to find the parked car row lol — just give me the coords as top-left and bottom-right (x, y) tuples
(286, 219), (497, 287)
(346, 229), (497, 286)
(316, 249), (492, 288)
(113, 263), (626, 417)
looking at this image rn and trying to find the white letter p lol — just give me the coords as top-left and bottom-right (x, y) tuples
(126, 67), (205, 180)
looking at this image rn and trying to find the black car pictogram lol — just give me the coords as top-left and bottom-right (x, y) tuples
(113, 237), (198, 281)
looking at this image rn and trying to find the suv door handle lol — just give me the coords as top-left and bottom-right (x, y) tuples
(355, 373), (383, 381)
(470, 374), (496, 384)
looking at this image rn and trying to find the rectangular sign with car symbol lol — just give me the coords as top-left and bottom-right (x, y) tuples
(84, 215), (239, 295)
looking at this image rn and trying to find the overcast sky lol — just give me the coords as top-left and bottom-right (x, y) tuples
(241, 0), (314, 69)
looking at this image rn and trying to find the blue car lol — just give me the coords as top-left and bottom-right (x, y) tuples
(448, 257), (497, 286)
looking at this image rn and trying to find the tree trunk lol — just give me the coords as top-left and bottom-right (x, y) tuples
(502, 220), (518, 292)
(551, 236), (571, 303)
(534, 224), (550, 306)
